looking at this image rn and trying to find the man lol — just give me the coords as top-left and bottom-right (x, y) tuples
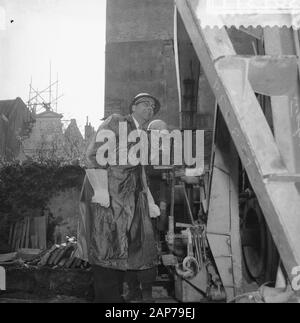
(124, 119), (170, 302)
(78, 93), (160, 303)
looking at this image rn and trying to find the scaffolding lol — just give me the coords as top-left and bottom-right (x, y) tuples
(27, 63), (63, 115)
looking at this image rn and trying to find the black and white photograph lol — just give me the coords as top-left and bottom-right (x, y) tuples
(0, 0), (300, 307)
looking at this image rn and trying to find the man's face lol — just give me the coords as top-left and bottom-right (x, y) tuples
(132, 98), (155, 123)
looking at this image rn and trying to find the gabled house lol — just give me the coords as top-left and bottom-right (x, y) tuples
(64, 119), (85, 162)
(23, 106), (87, 163)
(23, 105), (65, 160)
(0, 97), (35, 161)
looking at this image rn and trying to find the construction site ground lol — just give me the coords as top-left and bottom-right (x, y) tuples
(0, 266), (179, 303)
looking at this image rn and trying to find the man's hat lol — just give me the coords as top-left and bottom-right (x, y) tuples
(130, 93), (161, 115)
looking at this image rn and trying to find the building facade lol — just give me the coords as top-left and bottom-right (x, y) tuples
(23, 106), (65, 160)
(0, 97), (34, 161)
(105, 0), (180, 128)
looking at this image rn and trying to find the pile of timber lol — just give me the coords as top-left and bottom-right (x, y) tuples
(30, 242), (89, 270)
(9, 216), (47, 251)
(0, 249), (42, 266)
(0, 241), (89, 270)
(0, 252), (19, 265)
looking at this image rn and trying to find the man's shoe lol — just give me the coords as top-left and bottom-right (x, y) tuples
(124, 288), (143, 302)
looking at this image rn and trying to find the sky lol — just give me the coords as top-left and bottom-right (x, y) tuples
(0, 0), (107, 133)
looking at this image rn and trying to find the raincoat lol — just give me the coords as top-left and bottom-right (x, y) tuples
(77, 114), (158, 271)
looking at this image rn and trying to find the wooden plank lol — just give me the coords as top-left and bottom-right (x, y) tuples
(8, 224), (13, 247)
(0, 253), (18, 263)
(39, 245), (58, 266)
(0, 267), (5, 291)
(53, 246), (67, 266)
(11, 223), (16, 251)
(30, 232), (38, 249)
(264, 174), (300, 182)
(34, 217), (38, 248)
(206, 111), (242, 298)
(25, 217), (30, 248)
(20, 220), (26, 249)
(35, 217), (47, 250)
(30, 217), (46, 249)
(64, 257), (76, 269)
(29, 217), (35, 248)
(207, 168), (230, 233)
(9, 223), (15, 248)
(14, 221), (21, 251)
(17, 249), (41, 261)
(48, 247), (61, 266)
(229, 139), (243, 294)
(264, 27), (300, 173)
(176, 0), (300, 285)
(20, 218), (27, 249)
